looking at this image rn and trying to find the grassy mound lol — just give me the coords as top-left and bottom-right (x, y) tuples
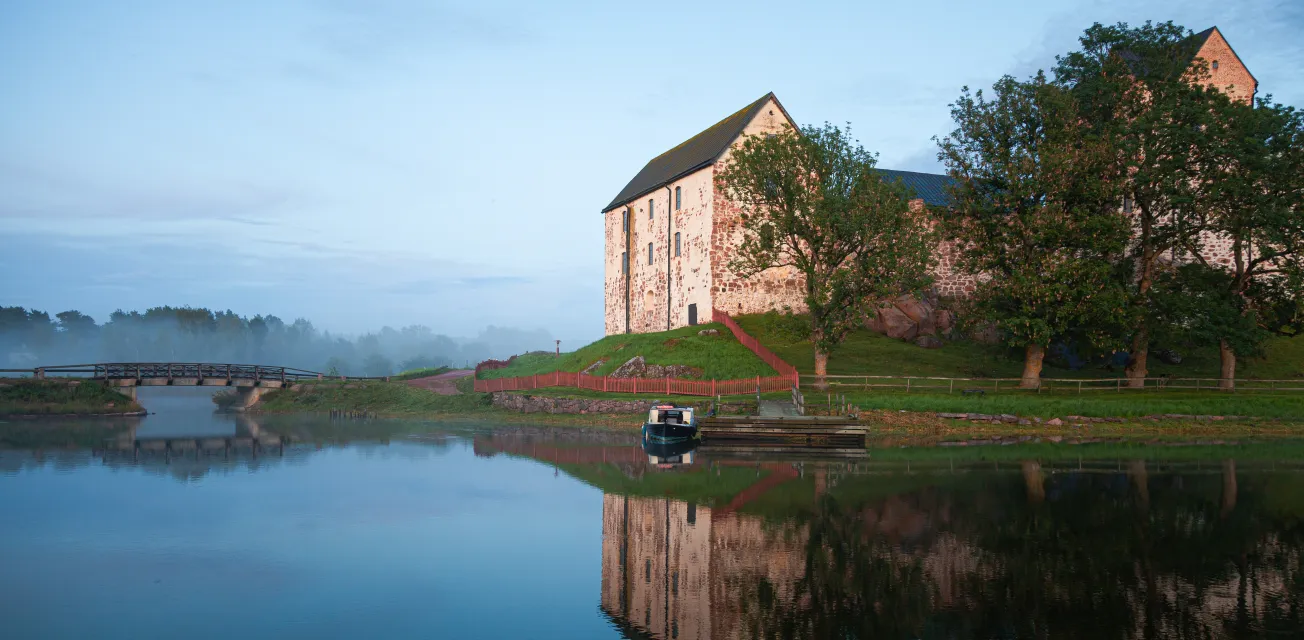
(256, 380), (492, 416)
(736, 312), (1304, 380)
(476, 323), (777, 381)
(390, 366), (453, 381)
(0, 379), (143, 416)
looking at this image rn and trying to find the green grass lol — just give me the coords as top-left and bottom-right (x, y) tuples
(0, 379), (143, 416)
(558, 461), (776, 507)
(256, 380), (493, 416)
(390, 366), (453, 381)
(736, 312), (1304, 380)
(859, 439), (1304, 462)
(831, 389), (1304, 419)
(476, 322), (775, 381)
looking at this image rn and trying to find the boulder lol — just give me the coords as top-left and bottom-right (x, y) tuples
(893, 295), (935, 336)
(936, 309), (955, 333)
(879, 306), (918, 341)
(697, 328), (720, 336)
(1047, 418), (1063, 426)
(914, 335), (943, 349)
(865, 308), (886, 334)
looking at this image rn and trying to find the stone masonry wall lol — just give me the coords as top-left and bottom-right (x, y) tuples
(710, 96), (808, 316)
(604, 167), (715, 335)
(1193, 29), (1256, 104)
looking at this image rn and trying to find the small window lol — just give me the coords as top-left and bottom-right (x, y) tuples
(1212, 60), (1220, 70)
(674, 232), (681, 256)
(649, 198), (654, 220)
(675, 186), (681, 210)
(648, 242), (654, 265)
(1123, 195), (1134, 213)
(621, 252), (628, 274)
(645, 559), (651, 583)
(621, 209), (628, 234)
(672, 571), (678, 596)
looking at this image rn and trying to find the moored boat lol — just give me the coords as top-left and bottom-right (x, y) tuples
(642, 405), (697, 443)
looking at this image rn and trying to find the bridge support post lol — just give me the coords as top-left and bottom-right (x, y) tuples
(234, 386), (272, 410)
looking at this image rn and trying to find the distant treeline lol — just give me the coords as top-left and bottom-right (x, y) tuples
(0, 306), (551, 377)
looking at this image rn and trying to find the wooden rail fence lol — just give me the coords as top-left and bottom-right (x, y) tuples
(804, 374), (1304, 393)
(473, 309), (799, 397)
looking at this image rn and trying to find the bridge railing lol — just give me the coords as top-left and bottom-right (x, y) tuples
(2, 363), (383, 382)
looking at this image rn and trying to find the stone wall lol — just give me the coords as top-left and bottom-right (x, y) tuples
(491, 392), (751, 415)
(710, 96), (808, 316)
(604, 165), (716, 335)
(1193, 28), (1256, 104)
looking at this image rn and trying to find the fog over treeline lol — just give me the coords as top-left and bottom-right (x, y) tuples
(0, 306), (553, 376)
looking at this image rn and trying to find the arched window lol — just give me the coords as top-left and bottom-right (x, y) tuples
(648, 242), (654, 265)
(648, 198), (654, 219)
(674, 232), (681, 256)
(675, 186), (681, 210)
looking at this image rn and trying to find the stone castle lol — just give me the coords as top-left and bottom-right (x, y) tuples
(602, 26), (1256, 337)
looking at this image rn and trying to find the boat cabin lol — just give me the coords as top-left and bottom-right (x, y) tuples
(647, 406), (694, 425)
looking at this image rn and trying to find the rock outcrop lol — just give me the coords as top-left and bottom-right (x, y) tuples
(610, 356), (702, 379)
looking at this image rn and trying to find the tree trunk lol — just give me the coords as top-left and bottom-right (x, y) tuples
(813, 349), (829, 391)
(1219, 339), (1236, 391)
(1125, 329), (1149, 389)
(1021, 460), (1045, 505)
(1020, 344), (1044, 389)
(1222, 459), (1238, 517)
(1127, 459), (1150, 510)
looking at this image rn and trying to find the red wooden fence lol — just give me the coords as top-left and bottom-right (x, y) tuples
(473, 309), (799, 397)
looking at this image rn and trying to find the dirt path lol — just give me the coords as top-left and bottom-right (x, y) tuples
(405, 369), (474, 395)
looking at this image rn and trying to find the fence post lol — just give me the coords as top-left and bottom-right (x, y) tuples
(1078, 380), (1082, 394)
(712, 378), (716, 396)
(666, 375), (671, 395)
(604, 376), (608, 392)
(906, 378), (911, 393)
(949, 379), (953, 394)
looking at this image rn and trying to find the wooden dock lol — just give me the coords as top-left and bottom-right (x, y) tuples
(698, 416), (868, 448)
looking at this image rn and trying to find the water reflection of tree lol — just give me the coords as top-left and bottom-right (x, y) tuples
(731, 463), (1301, 639)
(743, 492), (935, 639)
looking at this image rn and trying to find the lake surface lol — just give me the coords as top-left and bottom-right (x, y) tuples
(2, 390), (1302, 639)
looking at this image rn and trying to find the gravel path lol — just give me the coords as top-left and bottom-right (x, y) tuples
(405, 369), (474, 395)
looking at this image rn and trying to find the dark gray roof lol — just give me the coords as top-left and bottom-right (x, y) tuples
(878, 169), (954, 207)
(1116, 26), (1256, 88)
(604, 92), (792, 212)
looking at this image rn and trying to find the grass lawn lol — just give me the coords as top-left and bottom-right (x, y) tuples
(0, 379), (143, 416)
(820, 388), (1304, 419)
(477, 322), (776, 381)
(558, 462), (772, 508)
(256, 380), (494, 415)
(390, 366), (452, 381)
(735, 312), (1304, 381)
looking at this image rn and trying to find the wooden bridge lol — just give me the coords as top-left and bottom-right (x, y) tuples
(8, 362), (339, 405)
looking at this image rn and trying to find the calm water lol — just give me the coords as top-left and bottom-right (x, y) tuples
(2, 390), (1302, 639)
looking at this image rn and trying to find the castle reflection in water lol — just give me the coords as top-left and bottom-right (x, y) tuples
(601, 493), (808, 640)
(592, 458), (1301, 639)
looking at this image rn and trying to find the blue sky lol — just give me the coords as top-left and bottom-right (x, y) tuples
(2, 0), (1301, 344)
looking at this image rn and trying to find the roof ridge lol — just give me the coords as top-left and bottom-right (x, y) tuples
(603, 92), (787, 212)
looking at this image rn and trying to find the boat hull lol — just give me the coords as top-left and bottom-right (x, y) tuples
(642, 422), (698, 443)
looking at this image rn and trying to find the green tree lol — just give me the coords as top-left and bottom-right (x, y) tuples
(714, 123), (934, 384)
(937, 73), (1130, 388)
(1198, 95), (1304, 388)
(1054, 21), (1223, 387)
